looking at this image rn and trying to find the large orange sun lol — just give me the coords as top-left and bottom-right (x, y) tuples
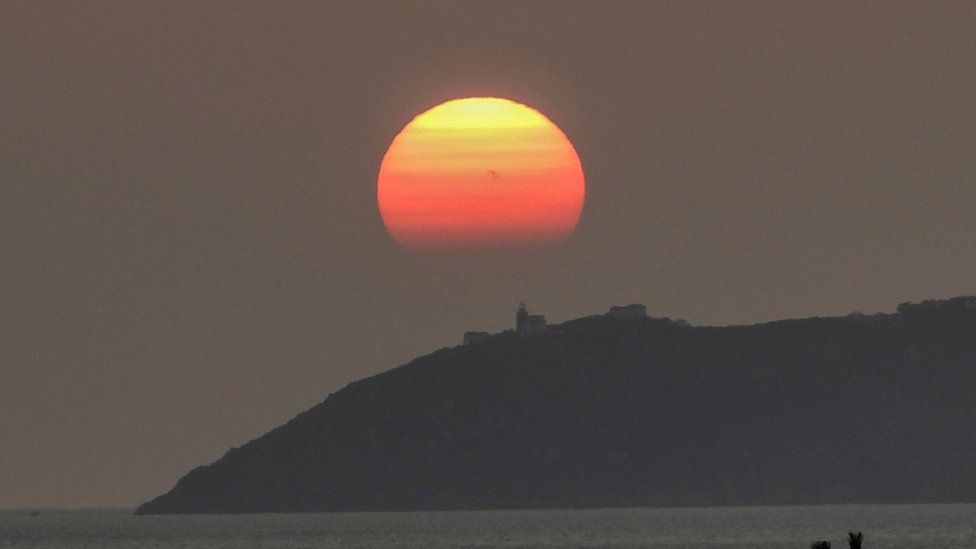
(377, 97), (585, 250)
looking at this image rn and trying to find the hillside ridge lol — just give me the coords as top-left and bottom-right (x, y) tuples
(137, 297), (976, 514)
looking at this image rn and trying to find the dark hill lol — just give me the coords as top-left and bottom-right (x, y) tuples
(137, 297), (976, 514)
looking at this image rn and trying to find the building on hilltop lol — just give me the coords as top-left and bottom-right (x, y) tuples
(608, 304), (647, 319)
(462, 331), (491, 345)
(516, 302), (547, 334)
(466, 303), (649, 343)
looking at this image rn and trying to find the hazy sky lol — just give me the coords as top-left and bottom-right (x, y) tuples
(2, 1), (974, 508)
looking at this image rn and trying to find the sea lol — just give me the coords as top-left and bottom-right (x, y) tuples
(1, 504), (974, 548)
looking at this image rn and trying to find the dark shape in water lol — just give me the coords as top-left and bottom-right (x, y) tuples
(811, 542), (831, 549)
(848, 531), (863, 548)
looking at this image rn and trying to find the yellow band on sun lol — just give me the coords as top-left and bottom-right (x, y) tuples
(378, 97), (585, 250)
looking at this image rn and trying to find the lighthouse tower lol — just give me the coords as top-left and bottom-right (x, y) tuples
(515, 302), (547, 334)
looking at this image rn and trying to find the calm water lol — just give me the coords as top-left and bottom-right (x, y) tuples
(2, 504), (975, 548)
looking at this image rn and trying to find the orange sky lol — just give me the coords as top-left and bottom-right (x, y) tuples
(378, 98), (585, 249)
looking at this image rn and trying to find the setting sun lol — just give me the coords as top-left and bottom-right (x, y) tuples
(377, 97), (585, 250)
